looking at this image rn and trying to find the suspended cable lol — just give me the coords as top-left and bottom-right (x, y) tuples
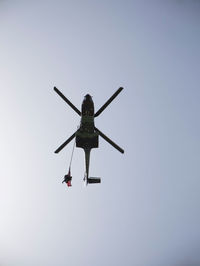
(69, 137), (76, 170)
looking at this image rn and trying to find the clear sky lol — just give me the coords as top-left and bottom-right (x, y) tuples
(0, 1), (200, 266)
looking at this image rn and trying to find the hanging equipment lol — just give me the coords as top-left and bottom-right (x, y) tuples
(62, 138), (75, 186)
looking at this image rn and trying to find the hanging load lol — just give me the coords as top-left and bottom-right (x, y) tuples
(62, 168), (72, 187)
(62, 139), (75, 187)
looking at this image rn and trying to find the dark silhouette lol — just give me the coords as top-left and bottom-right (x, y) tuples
(62, 168), (72, 187)
(54, 86), (124, 185)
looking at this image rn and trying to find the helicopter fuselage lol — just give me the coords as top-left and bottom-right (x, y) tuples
(76, 94), (99, 150)
(75, 94), (99, 182)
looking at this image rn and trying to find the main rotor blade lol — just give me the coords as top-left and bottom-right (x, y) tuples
(94, 87), (124, 117)
(54, 87), (81, 116)
(95, 127), (124, 154)
(54, 132), (76, 153)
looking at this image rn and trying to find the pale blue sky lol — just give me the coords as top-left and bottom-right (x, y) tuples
(0, 1), (200, 266)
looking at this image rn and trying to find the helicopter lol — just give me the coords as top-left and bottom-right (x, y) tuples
(54, 86), (124, 185)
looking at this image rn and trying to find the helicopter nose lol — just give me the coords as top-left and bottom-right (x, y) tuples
(84, 94), (92, 100)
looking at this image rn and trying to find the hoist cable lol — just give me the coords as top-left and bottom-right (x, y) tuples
(69, 137), (76, 170)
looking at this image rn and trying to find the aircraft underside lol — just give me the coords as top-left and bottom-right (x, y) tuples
(76, 130), (99, 149)
(54, 86), (124, 186)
